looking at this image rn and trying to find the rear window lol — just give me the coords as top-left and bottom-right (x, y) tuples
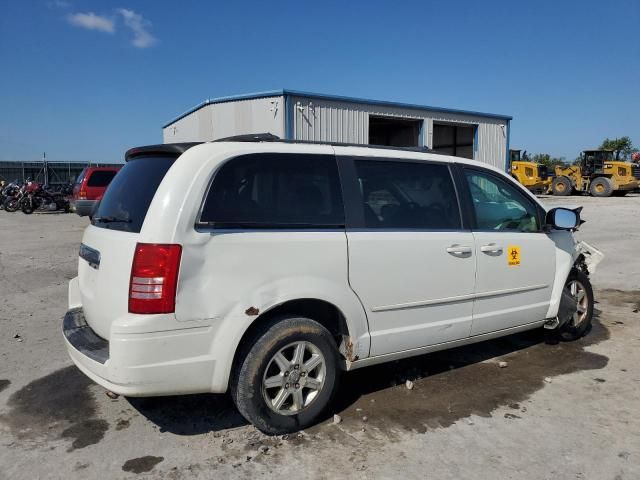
(87, 170), (118, 187)
(199, 153), (344, 228)
(92, 156), (174, 233)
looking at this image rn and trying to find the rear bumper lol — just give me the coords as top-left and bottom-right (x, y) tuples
(63, 308), (109, 364)
(63, 304), (221, 397)
(73, 199), (97, 217)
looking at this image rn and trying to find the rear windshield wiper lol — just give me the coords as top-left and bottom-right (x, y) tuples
(93, 216), (131, 224)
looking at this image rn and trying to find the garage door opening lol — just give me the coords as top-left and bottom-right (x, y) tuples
(432, 123), (476, 159)
(369, 116), (422, 148)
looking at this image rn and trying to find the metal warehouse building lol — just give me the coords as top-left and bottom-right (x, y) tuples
(163, 89), (512, 170)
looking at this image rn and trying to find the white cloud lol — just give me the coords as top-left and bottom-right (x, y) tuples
(117, 8), (157, 48)
(67, 12), (115, 33)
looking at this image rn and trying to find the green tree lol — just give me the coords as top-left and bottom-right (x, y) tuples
(599, 136), (635, 160)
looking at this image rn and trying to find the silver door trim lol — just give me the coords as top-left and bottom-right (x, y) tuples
(371, 284), (549, 312)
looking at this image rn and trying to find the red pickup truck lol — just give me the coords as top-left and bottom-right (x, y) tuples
(72, 166), (121, 216)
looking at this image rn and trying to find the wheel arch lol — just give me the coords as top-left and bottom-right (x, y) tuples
(209, 284), (370, 392)
(226, 297), (362, 390)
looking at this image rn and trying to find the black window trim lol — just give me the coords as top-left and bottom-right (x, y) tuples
(194, 152), (347, 231)
(338, 155), (468, 232)
(456, 164), (546, 233)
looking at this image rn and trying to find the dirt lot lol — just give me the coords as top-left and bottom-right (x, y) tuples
(1, 195), (639, 479)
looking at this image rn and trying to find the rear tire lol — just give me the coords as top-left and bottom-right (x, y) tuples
(558, 270), (594, 341)
(551, 177), (572, 196)
(589, 177), (613, 197)
(230, 315), (340, 435)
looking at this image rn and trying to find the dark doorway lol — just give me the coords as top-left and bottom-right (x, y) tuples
(432, 123), (476, 159)
(369, 116), (422, 148)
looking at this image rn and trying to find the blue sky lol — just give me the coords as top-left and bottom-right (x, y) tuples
(1, 0), (638, 163)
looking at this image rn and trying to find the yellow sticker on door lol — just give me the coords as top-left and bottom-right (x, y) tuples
(508, 245), (521, 266)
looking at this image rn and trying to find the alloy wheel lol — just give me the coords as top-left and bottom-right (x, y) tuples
(262, 341), (326, 415)
(567, 279), (588, 327)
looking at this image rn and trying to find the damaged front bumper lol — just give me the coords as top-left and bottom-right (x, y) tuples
(574, 240), (604, 276)
(544, 240), (604, 330)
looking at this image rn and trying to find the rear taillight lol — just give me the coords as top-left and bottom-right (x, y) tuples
(129, 243), (182, 314)
(78, 188), (87, 199)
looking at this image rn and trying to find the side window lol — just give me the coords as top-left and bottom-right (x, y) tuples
(200, 154), (344, 227)
(464, 169), (539, 232)
(354, 160), (461, 229)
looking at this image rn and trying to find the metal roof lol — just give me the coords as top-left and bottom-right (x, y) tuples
(162, 89), (513, 128)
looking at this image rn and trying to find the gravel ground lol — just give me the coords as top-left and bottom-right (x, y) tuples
(1, 195), (639, 480)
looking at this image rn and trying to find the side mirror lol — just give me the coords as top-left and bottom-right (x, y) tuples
(546, 207), (581, 231)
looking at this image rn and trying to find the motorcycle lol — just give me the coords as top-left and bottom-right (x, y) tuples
(0, 180), (20, 210)
(20, 182), (70, 214)
(2, 182), (26, 212)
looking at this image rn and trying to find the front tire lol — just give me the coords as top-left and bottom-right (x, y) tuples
(551, 176), (572, 196)
(4, 198), (19, 212)
(589, 177), (613, 197)
(558, 270), (594, 341)
(231, 316), (340, 435)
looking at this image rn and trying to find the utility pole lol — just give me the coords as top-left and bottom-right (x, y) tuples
(43, 152), (49, 186)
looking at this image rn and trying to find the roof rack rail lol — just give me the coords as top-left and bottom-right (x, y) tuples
(214, 133), (281, 143)
(212, 132), (439, 154)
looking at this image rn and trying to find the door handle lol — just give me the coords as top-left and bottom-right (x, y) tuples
(480, 243), (503, 254)
(446, 244), (472, 256)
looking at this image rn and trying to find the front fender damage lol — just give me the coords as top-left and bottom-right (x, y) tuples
(573, 240), (604, 277)
(544, 241), (604, 330)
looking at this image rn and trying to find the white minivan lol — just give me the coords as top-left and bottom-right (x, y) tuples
(63, 136), (595, 434)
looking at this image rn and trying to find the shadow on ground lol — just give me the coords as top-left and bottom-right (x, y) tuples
(323, 316), (609, 435)
(129, 313), (610, 436)
(0, 309), (612, 445)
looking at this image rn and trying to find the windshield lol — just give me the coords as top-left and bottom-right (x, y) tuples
(92, 156), (175, 233)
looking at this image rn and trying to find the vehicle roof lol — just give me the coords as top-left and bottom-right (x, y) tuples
(127, 137), (510, 179)
(181, 140), (509, 176)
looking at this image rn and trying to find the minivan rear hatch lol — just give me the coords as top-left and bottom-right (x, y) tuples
(78, 144), (199, 339)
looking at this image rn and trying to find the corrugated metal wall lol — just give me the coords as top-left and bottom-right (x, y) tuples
(163, 96), (284, 143)
(290, 95), (508, 170)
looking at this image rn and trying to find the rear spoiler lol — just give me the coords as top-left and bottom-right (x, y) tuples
(124, 142), (203, 162)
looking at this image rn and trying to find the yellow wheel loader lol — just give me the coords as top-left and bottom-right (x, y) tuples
(509, 150), (552, 194)
(552, 149), (638, 197)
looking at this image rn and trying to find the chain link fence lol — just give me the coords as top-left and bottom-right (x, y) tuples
(0, 161), (123, 186)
